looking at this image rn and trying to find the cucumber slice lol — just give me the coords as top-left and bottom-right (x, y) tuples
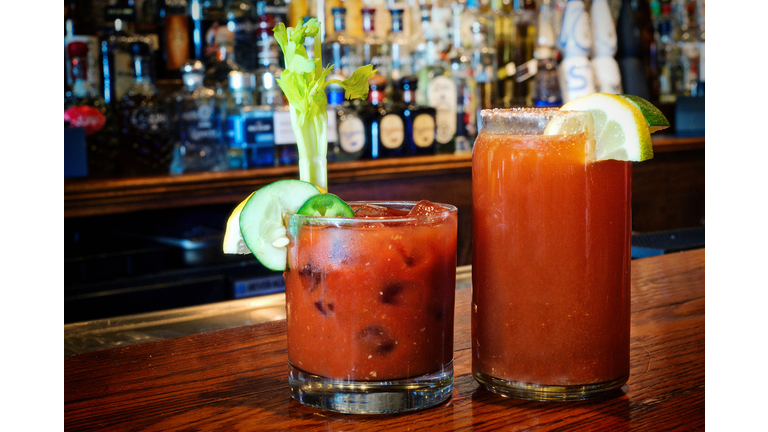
(239, 179), (321, 271)
(296, 193), (355, 217)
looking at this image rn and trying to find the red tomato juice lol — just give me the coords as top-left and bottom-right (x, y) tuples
(472, 132), (632, 387)
(284, 204), (457, 381)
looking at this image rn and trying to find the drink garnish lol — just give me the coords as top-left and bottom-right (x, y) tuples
(556, 93), (669, 162)
(296, 193), (355, 217)
(272, 18), (376, 191)
(224, 19), (375, 271)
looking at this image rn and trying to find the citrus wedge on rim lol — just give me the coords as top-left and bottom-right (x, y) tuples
(223, 180), (322, 271)
(223, 192), (255, 254)
(560, 93), (657, 162)
(618, 94), (670, 133)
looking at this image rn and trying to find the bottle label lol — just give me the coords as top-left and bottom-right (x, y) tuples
(179, 100), (222, 143)
(64, 105), (106, 135)
(412, 114), (436, 148)
(130, 103), (171, 134)
(165, 14), (191, 70)
(113, 50), (134, 101)
(338, 116), (366, 153)
(428, 76), (457, 144)
(380, 114), (404, 149)
(244, 111), (275, 146)
(273, 110), (297, 145)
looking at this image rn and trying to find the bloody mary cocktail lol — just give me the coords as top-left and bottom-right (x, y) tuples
(285, 201), (458, 413)
(471, 108), (632, 401)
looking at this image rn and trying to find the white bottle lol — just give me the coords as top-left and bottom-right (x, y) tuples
(590, 0), (622, 94)
(557, 0), (596, 102)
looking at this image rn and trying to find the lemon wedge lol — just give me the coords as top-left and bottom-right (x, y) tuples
(560, 93), (657, 162)
(223, 192), (255, 254)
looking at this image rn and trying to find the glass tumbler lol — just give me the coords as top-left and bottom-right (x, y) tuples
(471, 108), (632, 401)
(284, 201), (458, 413)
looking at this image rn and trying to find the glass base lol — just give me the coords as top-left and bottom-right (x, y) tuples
(289, 362), (454, 414)
(473, 371), (628, 402)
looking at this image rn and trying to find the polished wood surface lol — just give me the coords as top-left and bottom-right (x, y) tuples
(65, 249), (705, 431)
(64, 136), (703, 218)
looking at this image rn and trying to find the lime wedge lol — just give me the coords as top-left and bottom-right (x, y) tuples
(619, 94), (670, 133)
(560, 93), (654, 162)
(225, 180), (321, 271)
(296, 193), (354, 217)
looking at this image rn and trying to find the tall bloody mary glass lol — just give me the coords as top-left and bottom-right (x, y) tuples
(285, 201), (458, 413)
(471, 108), (632, 401)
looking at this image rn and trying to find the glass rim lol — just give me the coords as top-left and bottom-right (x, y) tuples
(289, 201), (458, 225)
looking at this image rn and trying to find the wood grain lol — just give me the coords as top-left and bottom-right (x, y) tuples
(65, 249), (705, 431)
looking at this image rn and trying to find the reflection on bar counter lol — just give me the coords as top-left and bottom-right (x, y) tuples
(63, 0), (705, 178)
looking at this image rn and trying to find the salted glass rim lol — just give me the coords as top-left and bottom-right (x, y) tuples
(288, 201), (458, 225)
(479, 108), (592, 136)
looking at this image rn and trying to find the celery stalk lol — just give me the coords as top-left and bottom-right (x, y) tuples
(273, 19), (376, 192)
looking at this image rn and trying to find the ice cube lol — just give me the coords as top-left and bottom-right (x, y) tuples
(353, 204), (391, 217)
(408, 200), (446, 218)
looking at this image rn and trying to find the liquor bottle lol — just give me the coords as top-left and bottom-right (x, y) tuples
(384, 9), (414, 94)
(491, 0), (516, 108)
(557, 0), (596, 103)
(117, 41), (175, 175)
(616, 0), (651, 99)
(675, 0), (700, 97)
(471, 21), (498, 112)
(695, 0), (704, 97)
(591, 0), (623, 94)
(449, 0), (478, 153)
(512, 0), (536, 106)
(224, 71), (256, 169)
(362, 82), (406, 159)
(170, 60), (229, 173)
(360, 8), (388, 83)
(655, 1), (677, 102)
(321, 7), (361, 79)
(198, 1), (227, 65)
(398, 77), (437, 156)
(254, 20), (285, 108)
(532, 0), (562, 107)
(225, 0), (257, 71)
(414, 5), (457, 154)
(65, 41), (118, 178)
(328, 85), (368, 162)
(256, 0), (288, 27)
(100, 12), (145, 105)
(204, 27), (241, 91)
(159, 0), (193, 78)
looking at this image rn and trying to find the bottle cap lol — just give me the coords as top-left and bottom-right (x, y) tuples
(332, 7), (346, 15)
(228, 71), (256, 90)
(130, 41), (151, 57)
(67, 41), (89, 58)
(361, 8), (376, 15)
(180, 60), (205, 75)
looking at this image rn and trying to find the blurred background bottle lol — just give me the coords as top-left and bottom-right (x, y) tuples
(171, 60), (228, 173)
(591, 0), (623, 94)
(65, 40), (118, 178)
(225, 0), (258, 71)
(616, 0), (651, 99)
(118, 41), (175, 175)
(557, 0), (595, 103)
(322, 7), (361, 79)
(532, 0), (562, 107)
(399, 77), (437, 156)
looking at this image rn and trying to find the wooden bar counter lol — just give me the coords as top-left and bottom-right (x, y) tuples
(65, 248), (705, 431)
